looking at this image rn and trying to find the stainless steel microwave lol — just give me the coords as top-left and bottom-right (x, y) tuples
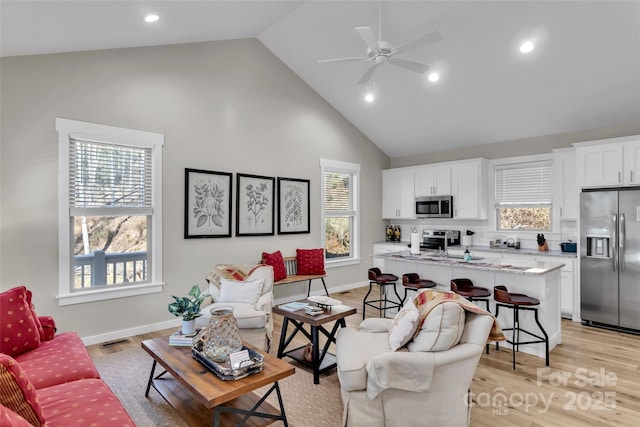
(415, 195), (453, 218)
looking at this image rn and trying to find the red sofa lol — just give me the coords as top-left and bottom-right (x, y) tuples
(1, 286), (134, 426)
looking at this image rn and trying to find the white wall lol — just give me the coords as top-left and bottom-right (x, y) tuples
(0, 39), (390, 341)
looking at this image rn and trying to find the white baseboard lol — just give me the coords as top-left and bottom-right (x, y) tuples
(81, 280), (367, 346)
(81, 318), (180, 346)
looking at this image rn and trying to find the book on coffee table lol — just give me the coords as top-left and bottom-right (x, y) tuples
(169, 329), (200, 346)
(278, 301), (309, 312)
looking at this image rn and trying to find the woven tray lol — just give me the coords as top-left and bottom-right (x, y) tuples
(192, 341), (264, 381)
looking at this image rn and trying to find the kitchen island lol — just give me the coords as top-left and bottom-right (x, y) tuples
(375, 250), (564, 359)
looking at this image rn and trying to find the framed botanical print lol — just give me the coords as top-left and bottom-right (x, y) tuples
(277, 177), (310, 234)
(184, 168), (232, 238)
(236, 173), (275, 236)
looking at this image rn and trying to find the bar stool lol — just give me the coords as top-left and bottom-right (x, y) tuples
(450, 278), (491, 310)
(401, 273), (436, 304)
(493, 285), (549, 370)
(363, 268), (402, 320)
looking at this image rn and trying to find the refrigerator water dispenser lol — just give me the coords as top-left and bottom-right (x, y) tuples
(586, 227), (610, 258)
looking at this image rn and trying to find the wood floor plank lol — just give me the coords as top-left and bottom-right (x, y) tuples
(87, 286), (640, 426)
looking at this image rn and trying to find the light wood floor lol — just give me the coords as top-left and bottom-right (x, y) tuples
(87, 286), (640, 426)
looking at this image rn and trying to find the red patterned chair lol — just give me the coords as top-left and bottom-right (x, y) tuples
(1, 286), (134, 426)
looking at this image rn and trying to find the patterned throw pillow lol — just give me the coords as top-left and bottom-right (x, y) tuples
(0, 287), (40, 357)
(0, 354), (45, 427)
(388, 298), (420, 351)
(25, 290), (45, 341)
(296, 248), (325, 275)
(262, 251), (287, 281)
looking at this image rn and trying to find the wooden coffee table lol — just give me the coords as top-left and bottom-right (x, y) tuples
(141, 337), (295, 427)
(273, 302), (356, 384)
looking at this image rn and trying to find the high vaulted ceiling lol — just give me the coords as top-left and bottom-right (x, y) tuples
(2, 1), (639, 158)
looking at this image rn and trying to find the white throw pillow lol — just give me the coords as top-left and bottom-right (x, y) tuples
(408, 302), (465, 352)
(388, 298), (420, 351)
(218, 278), (263, 304)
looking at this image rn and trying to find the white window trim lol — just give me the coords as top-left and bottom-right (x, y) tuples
(56, 118), (164, 305)
(320, 159), (361, 267)
(488, 153), (560, 239)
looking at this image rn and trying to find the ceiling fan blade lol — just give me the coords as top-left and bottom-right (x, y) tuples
(317, 56), (370, 64)
(392, 30), (443, 56)
(357, 62), (379, 85)
(388, 58), (430, 74)
(355, 27), (380, 51)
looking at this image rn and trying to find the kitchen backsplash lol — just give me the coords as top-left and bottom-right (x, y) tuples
(386, 219), (577, 251)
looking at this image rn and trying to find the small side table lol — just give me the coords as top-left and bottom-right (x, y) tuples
(273, 302), (356, 384)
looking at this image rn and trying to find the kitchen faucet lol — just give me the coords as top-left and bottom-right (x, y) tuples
(444, 230), (454, 257)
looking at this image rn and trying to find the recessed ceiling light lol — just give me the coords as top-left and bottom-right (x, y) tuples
(428, 72), (440, 82)
(144, 14), (160, 23)
(520, 41), (534, 53)
(364, 93), (375, 103)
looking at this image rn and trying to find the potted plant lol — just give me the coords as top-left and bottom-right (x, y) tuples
(168, 285), (209, 334)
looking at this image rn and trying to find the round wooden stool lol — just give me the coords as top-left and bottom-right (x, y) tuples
(494, 285), (549, 370)
(450, 278), (491, 310)
(363, 268), (402, 320)
(401, 273), (436, 304)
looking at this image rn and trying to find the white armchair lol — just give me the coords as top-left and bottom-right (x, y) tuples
(196, 264), (274, 351)
(336, 298), (494, 427)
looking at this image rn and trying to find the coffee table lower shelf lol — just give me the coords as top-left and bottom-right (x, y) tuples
(281, 346), (337, 374)
(149, 372), (283, 427)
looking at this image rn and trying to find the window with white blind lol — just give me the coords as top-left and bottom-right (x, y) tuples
(56, 118), (164, 305)
(320, 159), (360, 265)
(495, 160), (552, 231)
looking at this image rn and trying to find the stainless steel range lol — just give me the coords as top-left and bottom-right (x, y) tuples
(420, 229), (460, 250)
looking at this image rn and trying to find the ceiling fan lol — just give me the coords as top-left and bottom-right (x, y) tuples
(317, 4), (443, 85)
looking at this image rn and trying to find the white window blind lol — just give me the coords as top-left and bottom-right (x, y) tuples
(495, 161), (552, 206)
(69, 139), (152, 215)
(324, 170), (355, 214)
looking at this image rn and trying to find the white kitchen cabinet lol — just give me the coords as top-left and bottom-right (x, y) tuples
(382, 169), (415, 219)
(575, 136), (640, 188)
(372, 243), (406, 269)
(414, 165), (451, 196)
(536, 256), (574, 318)
(623, 140), (640, 186)
(451, 159), (488, 219)
(553, 148), (578, 220)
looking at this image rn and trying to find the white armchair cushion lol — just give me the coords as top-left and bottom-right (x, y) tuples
(408, 302), (465, 352)
(336, 327), (392, 392)
(200, 302), (268, 329)
(387, 298), (420, 351)
(218, 278), (263, 304)
(358, 318), (393, 333)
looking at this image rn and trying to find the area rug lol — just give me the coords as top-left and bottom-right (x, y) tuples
(92, 347), (343, 427)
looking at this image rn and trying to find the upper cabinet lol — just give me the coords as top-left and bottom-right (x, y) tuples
(553, 148), (578, 220)
(414, 165), (451, 196)
(382, 168), (415, 219)
(451, 159), (488, 219)
(575, 136), (640, 188)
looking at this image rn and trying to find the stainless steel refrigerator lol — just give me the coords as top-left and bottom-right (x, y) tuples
(580, 189), (640, 331)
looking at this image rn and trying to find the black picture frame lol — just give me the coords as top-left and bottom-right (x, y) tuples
(277, 177), (310, 234)
(236, 173), (275, 236)
(184, 168), (233, 238)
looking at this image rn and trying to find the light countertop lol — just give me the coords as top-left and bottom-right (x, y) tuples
(375, 250), (565, 276)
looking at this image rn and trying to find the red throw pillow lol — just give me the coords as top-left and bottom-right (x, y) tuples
(0, 354), (45, 427)
(25, 290), (45, 341)
(262, 251), (287, 281)
(1, 405), (35, 427)
(296, 248), (326, 275)
(0, 287), (41, 357)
